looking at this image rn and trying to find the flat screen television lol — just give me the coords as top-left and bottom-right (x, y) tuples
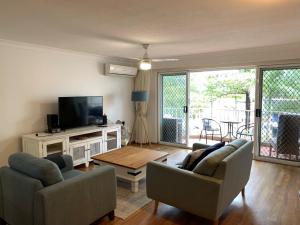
(59, 96), (103, 129)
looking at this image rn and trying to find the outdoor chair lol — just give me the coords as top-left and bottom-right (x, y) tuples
(236, 123), (254, 140)
(199, 118), (222, 144)
(269, 114), (300, 159)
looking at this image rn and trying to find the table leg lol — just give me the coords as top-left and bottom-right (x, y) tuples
(229, 123), (233, 141)
(225, 123), (231, 141)
(131, 181), (139, 192)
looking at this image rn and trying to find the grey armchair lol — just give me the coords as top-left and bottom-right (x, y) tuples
(0, 153), (116, 225)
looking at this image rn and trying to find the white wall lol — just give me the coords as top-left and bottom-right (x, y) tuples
(0, 42), (134, 166)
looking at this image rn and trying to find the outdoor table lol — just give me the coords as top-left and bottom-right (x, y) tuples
(220, 121), (240, 142)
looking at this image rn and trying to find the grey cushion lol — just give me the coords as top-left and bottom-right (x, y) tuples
(8, 153), (63, 186)
(44, 154), (66, 169)
(193, 146), (235, 176)
(62, 170), (84, 180)
(227, 139), (248, 150)
(61, 155), (74, 173)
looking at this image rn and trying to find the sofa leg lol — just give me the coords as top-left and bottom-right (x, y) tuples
(108, 210), (115, 221)
(213, 219), (219, 225)
(154, 200), (159, 214)
(241, 187), (245, 197)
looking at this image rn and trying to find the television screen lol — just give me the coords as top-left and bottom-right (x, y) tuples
(59, 96), (103, 129)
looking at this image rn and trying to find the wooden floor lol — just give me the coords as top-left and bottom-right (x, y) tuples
(85, 144), (300, 225)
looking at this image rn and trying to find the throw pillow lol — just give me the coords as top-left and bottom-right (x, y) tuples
(192, 145), (235, 176)
(180, 149), (205, 170)
(226, 139), (248, 150)
(187, 142), (225, 171)
(45, 153), (66, 170)
(9, 153), (64, 186)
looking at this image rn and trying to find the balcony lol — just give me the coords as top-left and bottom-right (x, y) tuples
(161, 106), (255, 147)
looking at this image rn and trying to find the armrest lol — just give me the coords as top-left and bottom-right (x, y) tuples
(192, 143), (211, 151)
(146, 161), (222, 220)
(61, 154), (73, 172)
(34, 165), (116, 225)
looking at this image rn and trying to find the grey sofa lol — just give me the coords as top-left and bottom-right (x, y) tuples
(0, 153), (116, 225)
(146, 139), (253, 225)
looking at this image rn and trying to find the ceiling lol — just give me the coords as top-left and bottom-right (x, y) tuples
(0, 0), (300, 60)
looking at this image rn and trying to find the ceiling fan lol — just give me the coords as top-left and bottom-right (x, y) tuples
(135, 44), (179, 70)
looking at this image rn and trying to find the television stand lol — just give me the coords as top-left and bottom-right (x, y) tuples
(22, 124), (121, 167)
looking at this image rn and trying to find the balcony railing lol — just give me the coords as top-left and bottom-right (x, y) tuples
(163, 107), (254, 125)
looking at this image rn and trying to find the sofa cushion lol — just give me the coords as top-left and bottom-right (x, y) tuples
(180, 149), (205, 170)
(8, 153), (64, 186)
(44, 153), (66, 170)
(227, 139), (248, 150)
(62, 170), (84, 180)
(193, 145), (235, 176)
(187, 142), (225, 170)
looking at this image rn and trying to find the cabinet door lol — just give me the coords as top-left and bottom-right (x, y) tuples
(69, 143), (88, 166)
(42, 138), (67, 157)
(88, 138), (103, 157)
(104, 127), (121, 152)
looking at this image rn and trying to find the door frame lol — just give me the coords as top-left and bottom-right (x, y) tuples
(157, 71), (190, 148)
(254, 64), (300, 166)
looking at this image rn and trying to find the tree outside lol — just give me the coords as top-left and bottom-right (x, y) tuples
(201, 68), (256, 126)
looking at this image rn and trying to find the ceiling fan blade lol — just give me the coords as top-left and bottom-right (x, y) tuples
(152, 58), (179, 62)
(128, 57), (141, 61)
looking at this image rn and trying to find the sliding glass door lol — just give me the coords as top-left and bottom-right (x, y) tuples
(159, 72), (188, 146)
(256, 67), (300, 164)
(158, 69), (256, 147)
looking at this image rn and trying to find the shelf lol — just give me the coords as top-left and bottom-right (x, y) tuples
(107, 136), (117, 141)
(47, 150), (62, 155)
(69, 131), (103, 143)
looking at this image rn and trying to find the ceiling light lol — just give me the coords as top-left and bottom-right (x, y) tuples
(139, 59), (152, 70)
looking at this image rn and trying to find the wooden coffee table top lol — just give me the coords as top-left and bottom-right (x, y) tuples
(92, 146), (169, 170)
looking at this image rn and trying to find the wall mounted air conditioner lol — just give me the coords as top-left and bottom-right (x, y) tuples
(104, 64), (138, 77)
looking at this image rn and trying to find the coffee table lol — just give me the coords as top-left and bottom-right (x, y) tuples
(92, 146), (169, 192)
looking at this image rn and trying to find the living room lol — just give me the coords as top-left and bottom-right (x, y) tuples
(0, 1), (300, 225)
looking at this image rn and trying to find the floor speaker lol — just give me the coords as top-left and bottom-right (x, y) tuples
(102, 114), (107, 125)
(47, 114), (60, 133)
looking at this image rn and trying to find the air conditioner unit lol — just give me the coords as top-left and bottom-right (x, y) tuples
(104, 64), (138, 77)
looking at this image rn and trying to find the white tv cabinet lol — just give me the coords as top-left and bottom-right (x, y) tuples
(22, 124), (121, 167)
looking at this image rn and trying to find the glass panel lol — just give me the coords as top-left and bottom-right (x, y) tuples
(259, 68), (300, 161)
(107, 139), (117, 151)
(73, 146), (85, 161)
(107, 130), (118, 151)
(189, 69), (256, 147)
(160, 73), (187, 144)
(90, 142), (101, 156)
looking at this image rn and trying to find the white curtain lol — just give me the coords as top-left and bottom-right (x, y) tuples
(133, 70), (151, 144)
